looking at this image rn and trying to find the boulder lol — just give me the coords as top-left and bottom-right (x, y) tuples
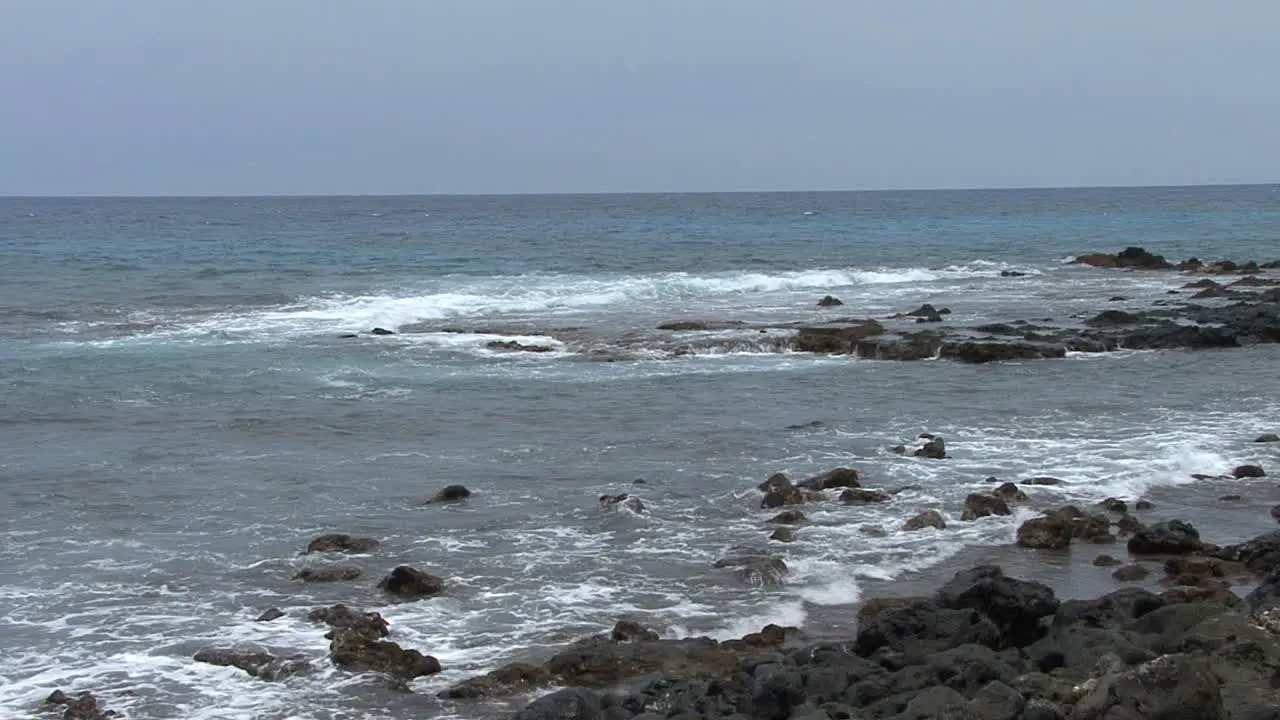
(293, 565), (361, 582)
(1016, 516), (1072, 550)
(255, 608), (285, 622)
(426, 484), (472, 503)
(1135, 499), (1155, 510)
(512, 688), (603, 720)
(854, 598), (1002, 656)
(1099, 498), (1127, 513)
(329, 625), (442, 682)
(758, 472), (792, 493)
(914, 437), (947, 459)
(1023, 476), (1065, 486)
(793, 321), (886, 354)
(935, 565), (1059, 647)
(1272, 504), (1280, 522)
(609, 620), (660, 642)
(766, 510), (805, 524)
(992, 482), (1028, 503)
(1112, 564), (1151, 582)
(1256, 434), (1280, 443)
(44, 690), (116, 720)
(903, 510), (947, 532)
(798, 467), (862, 491)
(1094, 554), (1122, 567)
(1233, 464), (1267, 478)
(1073, 247), (1174, 270)
(961, 493), (1011, 521)
(1127, 520), (1203, 555)
(816, 295), (843, 307)
(905, 303), (945, 323)
(369, 327), (396, 335)
(1215, 530), (1280, 571)
(378, 565), (445, 599)
(1070, 653), (1224, 720)
(769, 527), (797, 543)
(599, 493), (645, 514)
(193, 647), (312, 681)
(714, 554), (789, 588)
(839, 489), (891, 505)
(304, 533), (379, 554)
(761, 485), (807, 509)
(307, 604), (389, 639)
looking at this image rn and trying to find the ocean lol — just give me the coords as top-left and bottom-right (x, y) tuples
(2, 186), (1279, 719)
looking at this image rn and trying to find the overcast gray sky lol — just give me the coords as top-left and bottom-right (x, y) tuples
(1, 1), (1278, 196)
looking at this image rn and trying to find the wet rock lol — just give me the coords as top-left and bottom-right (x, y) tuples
(890, 444), (907, 455)
(305, 533), (379, 554)
(610, 620), (660, 642)
(512, 688), (603, 720)
(369, 327), (396, 335)
(1023, 476), (1065, 486)
(1127, 519), (1203, 555)
(307, 604), (390, 639)
(657, 320), (710, 331)
(1001, 270), (1028, 277)
(793, 320), (886, 354)
(766, 509), (805, 525)
(329, 625), (442, 682)
(1116, 513), (1144, 536)
(714, 553), (790, 587)
(378, 565), (445, 599)
(816, 295), (843, 307)
(914, 436), (947, 459)
(860, 524), (888, 537)
(1271, 505), (1280, 522)
(1136, 499), (1155, 510)
(839, 488), (891, 505)
(1073, 247), (1173, 270)
(992, 482), (1028, 503)
(1016, 515), (1072, 550)
(902, 510), (946, 532)
(935, 565), (1059, 647)
(1087, 309), (1143, 325)
(769, 527), (797, 543)
(255, 608), (285, 622)
(906, 303), (945, 323)
(294, 565), (362, 582)
(761, 483), (807, 509)
(786, 420), (825, 430)
(45, 690), (116, 720)
(599, 492), (645, 514)
(758, 472), (792, 493)
(1256, 433), (1280, 443)
(194, 647), (312, 681)
(486, 340), (554, 353)
(1099, 497), (1128, 513)
(961, 493), (1011, 521)
(854, 598), (1002, 656)
(1216, 530), (1280, 571)
(1071, 653), (1225, 720)
(1049, 505), (1115, 543)
(1220, 494), (1243, 502)
(426, 484), (472, 503)
(941, 340), (1066, 363)
(1234, 464), (1267, 478)
(853, 331), (943, 361)
(1094, 554), (1122, 567)
(1112, 564), (1151, 582)
(1108, 295), (1128, 301)
(337, 333), (359, 339)
(797, 467), (862, 491)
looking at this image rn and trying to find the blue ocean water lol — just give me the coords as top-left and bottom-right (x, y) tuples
(2, 187), (1279, 719)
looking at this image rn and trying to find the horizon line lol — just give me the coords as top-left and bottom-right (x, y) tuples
(2, 180), (1276, 200)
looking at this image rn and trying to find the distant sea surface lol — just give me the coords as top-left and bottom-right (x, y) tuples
(2, 187), (1280, 719)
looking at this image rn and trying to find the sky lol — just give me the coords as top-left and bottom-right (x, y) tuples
(1, 1), (1278, 196)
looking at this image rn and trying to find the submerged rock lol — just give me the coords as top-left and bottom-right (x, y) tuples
(426, 484), (472, 503)
(914, 436), (947, 459)
(816, 295), (843, 307)
(599, 492), (645, 514)
(1256, 433), (1280, 443)
(305, 533), (379, 554)
(714, 553), (789, 587)
(1016, 515), (1072, 550)
(307, 604), (389, 638)
(293, 565), (361, 582)
(193, 647), (312, 681)
(902, 509), (946, 532)
(961, 493), (1011, 521)
(1233, 464), (1267, 478)
(45, 690), (116, 720)
(378, 565), (445, 599)
(766, 509), (805, 525)
(839, 488), (891, 505)
(1112, 564), (1151, 582)
(797, 467), (861, 491)
(255, 608), (285, 622)
(369, 327), (396, 335)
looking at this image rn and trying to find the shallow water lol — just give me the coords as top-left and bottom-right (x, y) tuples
(2, 188), (1279, 719)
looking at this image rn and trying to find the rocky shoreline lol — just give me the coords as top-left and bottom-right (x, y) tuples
(341, 247), (1280, 365)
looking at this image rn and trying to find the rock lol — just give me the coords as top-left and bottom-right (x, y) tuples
(1071, 653), (1225, 720)
(1099, 497), (1127, 513)
(762, 484), (807, 509)
(337, 333), (359, 339)
(714, 554), (790, 587)
(599, 493), (645, 514)
(1049, 505), (1115, 543)
(1016, 515), (1072, 550)
(657, 321), (710, 331)
(305, 533), (379, 554)
(45, 690), (116, 720)
(1112, 564), (1151, 582)
(905, 303), (945, 323)
(378, 565), (445, 599)
(1135, 499), (1155, 510)
(513, 688), (603, 720)
(1255, 434), (1280, 443)
(255, 608), (285, 622)
(816, 295), (843, 307)
(1220, 494), (1242, 502)
(793, 321), (886, 354)
(786, 420), (825, 430)
(369, 327), (396, 335)
(1272, 505), (1280, 522)
(193, 647), (312, 681)
(1234, 464), (1267, 478)
(294, 565), (361, 582)
(797, 467), (862, 491)
(839, 489), (891, 505)
(329, 625), (442, 682)
(935, 565), (1059, 647)
(854, 598), (1002, 656)
(1073, 247), (1174, 270)
(1116, 513), (1144, 535)
(1216, 530), (1280, 571)
(1108, 295), (1127, 301)
(758, 472), (792, 493)
(992, 482), (1028, 503)
(486, 340), (554, 353)
(1001, 270), (1028, 277)
(890, 444), (907, 455)
(1087, 309), (1143, 325)
(766, 510), (805, 524)
(961, 493), (1011, 521)
(426, 484), (472, 503)
(1023, 476), (1065, 486)
(769, 527), (797, 543)
(1094, 554), (1122, 567)
(307, 604), (390, 640)
(941, 341), (1067, 363)
(1127, 519), (1203, 555)
(610, 620), (660, 642)
(903, 510), (946, 532)
(914, 437), (947, 459)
